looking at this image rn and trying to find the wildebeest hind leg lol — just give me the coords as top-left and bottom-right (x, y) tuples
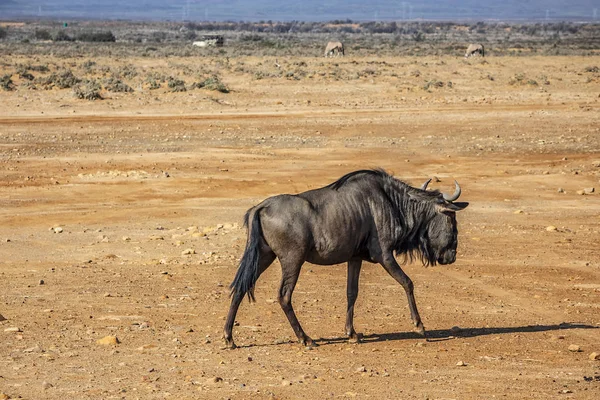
(223, 249), (276, 349)
(381, 255), (426, 337)
(345, 259), (362, 343)
(278, 259), (315, 348)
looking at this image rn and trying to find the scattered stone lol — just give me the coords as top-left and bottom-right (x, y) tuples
(209, 377), (223, 384)
(514, 210), (524, 214)
(0, 314), (6, 322)
(559, 389), (572, 394)
(122, 236), (131, 241)
(546, 226), (558, 232)
(281, 380), (292, 386)
(583, 187), (595, 194)
(568, 344), (581, 352)
(456, 360), (467, 366)
(576, 190), (585, 195)
(41, 381), (53, 390)
(354, 366), (367, 373)
(39, 279), (44, 285)
(450, 326), (462, 333)
(53, 227), (63, 234)
(557, 188), (565, 193)
(589, 352), (599, 361)
(97, 335), (120, 345)
(4, 327), (22, 333)
(149, 235), (164, 241)
(181, 248), (196, 255)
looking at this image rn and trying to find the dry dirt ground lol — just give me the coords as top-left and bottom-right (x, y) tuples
(0, 55), (599, 399)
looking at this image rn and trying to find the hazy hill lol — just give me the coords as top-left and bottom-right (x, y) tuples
(0, 0), (598, 22)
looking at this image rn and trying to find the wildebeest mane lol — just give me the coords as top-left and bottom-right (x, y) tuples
(324, 168), (446, 267)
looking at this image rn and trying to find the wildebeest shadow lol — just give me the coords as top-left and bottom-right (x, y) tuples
(229, 323), (597, 349)
(315, 322), (598, 345)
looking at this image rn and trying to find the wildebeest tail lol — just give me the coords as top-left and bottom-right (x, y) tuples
(229, 208), (262, 302)
(481, 45), (485, 57)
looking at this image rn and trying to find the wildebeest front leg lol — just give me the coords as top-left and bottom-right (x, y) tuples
(278, 261), (315, 348)
(345, 259), (362, 343)
(381, 255), (426, 337)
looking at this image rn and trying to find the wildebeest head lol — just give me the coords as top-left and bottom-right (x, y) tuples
(416, 180), (467, 266)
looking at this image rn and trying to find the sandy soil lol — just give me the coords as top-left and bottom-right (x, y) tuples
(1, 55), (599, 399)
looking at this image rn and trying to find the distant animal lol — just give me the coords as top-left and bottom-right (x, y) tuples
(465, 43), (485, 58)
(224, 169), (467, 349)
(324, 41), (344, 57)
(192, 41), (208, 48)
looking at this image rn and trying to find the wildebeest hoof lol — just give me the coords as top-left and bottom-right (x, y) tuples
(302, 338), (318, 349)
(348, 333), (362, 344)
(223, 338), (237, 350)
(415, 323), (426, 337)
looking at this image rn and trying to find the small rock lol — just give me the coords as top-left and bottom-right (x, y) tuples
(557, 188), (565, 193)
(41, 381), (53, 390)
(209, 377), (223, 384)
(53, 227), (63, 234)
(181, 248), (196, 255)
(514, 210), (524, 214)
(576, 190), (585, 195)
(354, 366), (367, 373)
(281, 380), (292, 386)
(4, 327), (22, 333)
(589, 352), (599, 360)
(0, 314), (6, 322)
(450, 325), (461, 333)
(456, 360), (467, 366)
(122, 236), (131, 241)
(568, 344), (581, 352)
(39, 279), (45, 285)
(97, 336), (120, 345)
(546, 226), (558, 232)
(560, 389), (572, 394)
(583, 187), (595, 194)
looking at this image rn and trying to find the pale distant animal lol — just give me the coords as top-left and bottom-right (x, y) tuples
(465, 43), (485, 58)
(324, 41), (344, 57)
(193, 41), (208, 47)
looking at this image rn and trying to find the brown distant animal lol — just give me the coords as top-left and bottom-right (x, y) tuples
(465, 43), (485, 58)
(324, 41), (344, 57)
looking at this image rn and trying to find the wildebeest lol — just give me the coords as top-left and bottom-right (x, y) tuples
(465, 43), (485, 58)
(324, 41), (344, 57)
(224, 169), (467, 349)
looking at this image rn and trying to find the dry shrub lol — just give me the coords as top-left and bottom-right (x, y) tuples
(103, 77), (133, 93)
(1, 74), (15, 91)
(36, 69), (80, 89)
(167, 77), (186, 92)
(190, 75), (229, 93)
(73, 79), (102, 100)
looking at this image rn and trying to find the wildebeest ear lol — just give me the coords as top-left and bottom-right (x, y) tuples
(436, 201), (469, 213)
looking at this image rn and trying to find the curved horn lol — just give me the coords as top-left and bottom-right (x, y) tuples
(443, 180), (461, 202)
(421, 178), (432, 191)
